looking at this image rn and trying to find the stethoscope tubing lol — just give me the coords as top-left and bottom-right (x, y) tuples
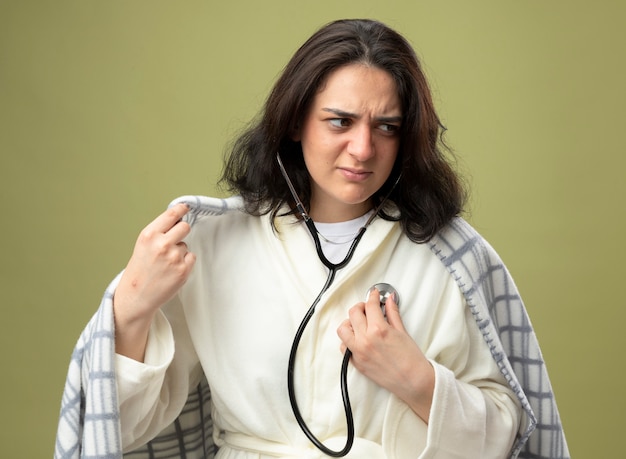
(287, 228), (366, 456)
(287, 266), (355, 456)
(277, 152), (399, 456)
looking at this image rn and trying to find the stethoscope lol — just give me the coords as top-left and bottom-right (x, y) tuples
(277, 153), (400, 457)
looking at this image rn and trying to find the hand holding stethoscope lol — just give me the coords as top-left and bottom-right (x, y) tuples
(337, 286), (435, 426)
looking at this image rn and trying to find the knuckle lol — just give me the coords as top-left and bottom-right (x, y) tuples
(360, 339), (375, 354)
(352, 348), (372, 366)
(138, 228), (157, 244)
(369, 324), (387, 339)
(155, 239), (171, 256)
(173, 264), (187, 278)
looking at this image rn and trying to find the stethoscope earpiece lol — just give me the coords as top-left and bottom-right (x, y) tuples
(366, 283), (400, 316)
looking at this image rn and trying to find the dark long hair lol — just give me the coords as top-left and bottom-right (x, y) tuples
(220, 19), (466, 243)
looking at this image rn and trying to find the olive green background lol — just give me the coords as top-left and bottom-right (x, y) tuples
(1, 1), (624, 457)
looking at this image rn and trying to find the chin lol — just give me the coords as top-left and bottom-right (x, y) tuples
(339, 196), (373, 210)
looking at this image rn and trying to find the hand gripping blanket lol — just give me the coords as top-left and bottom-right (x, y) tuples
(54, 195), (570, 458)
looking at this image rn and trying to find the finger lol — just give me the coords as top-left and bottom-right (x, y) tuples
(167, 219), (192, 243)
(336, 319), (354, 346)
(183, 250), (196, 267)
(384, 296), (406, 332)
(149, 203), (191, 234)
(175, 242), (196, 268)
(364, 289), (386, 322)
(348, 301), (367, 333)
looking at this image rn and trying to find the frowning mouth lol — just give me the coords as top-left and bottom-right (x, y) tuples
(339, 167), (373, 181)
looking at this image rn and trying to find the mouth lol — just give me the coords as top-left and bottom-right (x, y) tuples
(338, 167), (372, 181)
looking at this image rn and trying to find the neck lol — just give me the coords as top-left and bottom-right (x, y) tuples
(309, 199), (373, 223)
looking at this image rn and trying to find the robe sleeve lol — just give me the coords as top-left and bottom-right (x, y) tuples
(114, 296), (203, 452)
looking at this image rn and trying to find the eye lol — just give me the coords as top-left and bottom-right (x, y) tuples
(379, 123), (400, 134)
(329, 118), (352, 128)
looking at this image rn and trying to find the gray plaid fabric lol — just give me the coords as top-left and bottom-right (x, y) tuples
(429, 218), (569, 458)
(55, 195), (569, 458)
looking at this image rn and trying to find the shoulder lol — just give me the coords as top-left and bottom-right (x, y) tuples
(429, 217), (525, 343)
(428, 217), (505, 274)
(168, 195), (257, 242)
(427, 217), (521, 326)
(169, 195), (245, 225)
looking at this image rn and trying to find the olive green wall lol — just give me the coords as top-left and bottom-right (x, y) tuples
(1, 1), (624, 456)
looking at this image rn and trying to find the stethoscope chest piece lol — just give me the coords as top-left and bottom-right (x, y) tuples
(366, 283), (400, 316)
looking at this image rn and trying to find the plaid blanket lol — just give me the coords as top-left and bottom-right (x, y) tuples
(54, 195), (569, 458)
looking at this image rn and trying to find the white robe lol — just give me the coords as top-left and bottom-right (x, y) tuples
(54, 196), (570, 459)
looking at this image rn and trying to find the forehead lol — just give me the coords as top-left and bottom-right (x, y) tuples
(312, 64), (402, 114)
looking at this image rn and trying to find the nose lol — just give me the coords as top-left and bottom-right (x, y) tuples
(347, 124), (374, 161)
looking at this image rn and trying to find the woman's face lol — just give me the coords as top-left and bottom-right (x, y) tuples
(296, 63), (402, 223)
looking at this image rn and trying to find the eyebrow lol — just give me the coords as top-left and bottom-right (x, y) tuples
(322, 107), (402, 124)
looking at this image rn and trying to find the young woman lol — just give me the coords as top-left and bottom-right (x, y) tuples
(56, 19), (569, 459)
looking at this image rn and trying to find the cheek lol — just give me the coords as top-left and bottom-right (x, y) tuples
(301, 151), (323, 187)
(382, 147), (400, 175)
(302, 139), (334, 173)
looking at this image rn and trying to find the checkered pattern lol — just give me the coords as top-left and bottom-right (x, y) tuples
(54, 196), (236, 459)
(430, 218), (569, 458)
(54, 195), (568, 458)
